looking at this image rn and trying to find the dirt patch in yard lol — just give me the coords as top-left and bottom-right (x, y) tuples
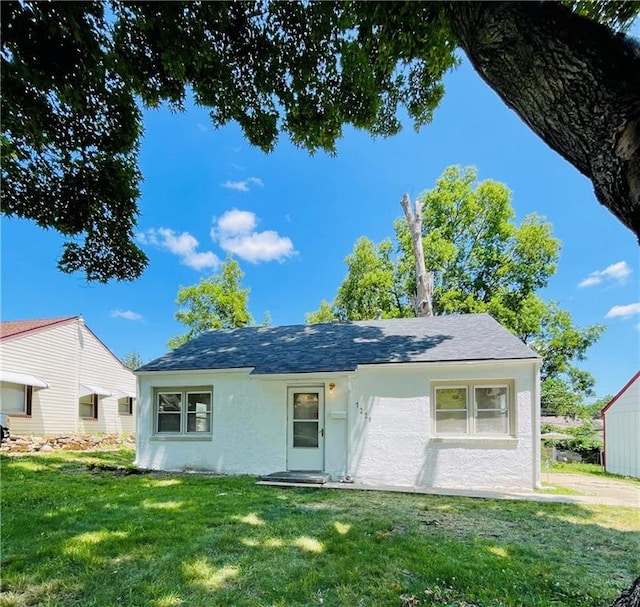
(545, 472), (640, 508)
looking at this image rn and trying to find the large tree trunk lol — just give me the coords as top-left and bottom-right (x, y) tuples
(610, 576), (640, 607)
(445, 1), (640, 241)
(400, 193), (433, 317)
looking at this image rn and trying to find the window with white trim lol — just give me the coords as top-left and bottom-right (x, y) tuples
(433, 381), (513, 437)
(0, 382), (32, 416)
(155, 387), (212, 435)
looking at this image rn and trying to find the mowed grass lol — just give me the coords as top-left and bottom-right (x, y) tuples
(548, 460), (640, 483)
(1, 450), (638, 607)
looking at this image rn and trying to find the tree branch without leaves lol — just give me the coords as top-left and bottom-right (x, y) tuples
(400, 193), (433, 317)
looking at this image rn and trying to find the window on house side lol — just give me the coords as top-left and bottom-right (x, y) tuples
(434, 383), (512, 437)
(118, 397), (134, 415)
(155, 388), (212, 435)
(79, 394), (99, 419)
(0, 382), (32, 416)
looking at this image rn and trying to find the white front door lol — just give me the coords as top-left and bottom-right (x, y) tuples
(287, 386), (325, 471)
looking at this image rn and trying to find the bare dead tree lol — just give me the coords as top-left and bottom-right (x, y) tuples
(400, 193), (433, 317)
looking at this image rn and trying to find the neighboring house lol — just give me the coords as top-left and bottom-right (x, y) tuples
(136, 313), (542, 492)
(0, 317), (136, 435)
(602, 371), (640, 478)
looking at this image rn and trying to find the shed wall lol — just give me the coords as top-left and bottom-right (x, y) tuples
(604, 376), (640, 478)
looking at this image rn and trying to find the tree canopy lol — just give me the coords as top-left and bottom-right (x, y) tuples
(121, 351), (145, 371)
(2, 1), (638, 281)
(168, 256), (253, 349)
(307, 166), (605, 412)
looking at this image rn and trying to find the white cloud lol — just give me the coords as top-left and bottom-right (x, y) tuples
(578, 261), (632, 288)
(578, 276), (602, 288)
(137, 228), (220, 271)
(211, 210), (295, 264)
(196, 122), (208, 132)
(216, 209), (257, 234)
(219, 230), (295, 263)
(605, 303), (640, 318)
(221, 177), (264, 192)
(111, 310), (143, 321)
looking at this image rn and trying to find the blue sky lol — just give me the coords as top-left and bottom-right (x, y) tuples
(2, 49), (638, 400)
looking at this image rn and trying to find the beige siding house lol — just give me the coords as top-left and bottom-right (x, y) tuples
(136, 314), (542, 492)
(0, 317), (136, 435)
(602, 371), (640, 478)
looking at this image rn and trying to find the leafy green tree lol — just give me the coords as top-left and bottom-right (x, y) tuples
(395, 166), (561, 340)
(2, 2), (638, 281)
(307, 236), (413, 323)
(305, 300), (337, 325)
(531, 302), (605, 403)
(168, 257), (252, 349)
(122, 351), (144, 370)
(309, 166), (605, 404)
(577, 394), (614, 420)
(334, 237), (409, 321)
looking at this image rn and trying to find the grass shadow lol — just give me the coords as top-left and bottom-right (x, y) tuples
(1, 451), (638, 607)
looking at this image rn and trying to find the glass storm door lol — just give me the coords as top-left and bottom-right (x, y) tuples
(287, 387), (325, 471)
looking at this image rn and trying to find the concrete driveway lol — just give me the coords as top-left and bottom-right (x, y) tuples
(544, 472), (640, 508)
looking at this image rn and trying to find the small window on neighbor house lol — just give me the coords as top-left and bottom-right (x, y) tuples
(79, 394), (99, 419)
(118, 397), (134, 415)
(0, 382), (32, 416)
(155, 388), (212, 435)
(433, 382), (512, 437)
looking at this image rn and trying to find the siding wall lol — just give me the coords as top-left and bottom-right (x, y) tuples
(137, 359), (539, 491)
(1, 320), (136, 435)
(604, 376), (640, 478)
(1, 322), (78, 434)
(77, 324), (137, 434)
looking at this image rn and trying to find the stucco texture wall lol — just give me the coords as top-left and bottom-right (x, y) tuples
(349, 362), (538, 491)
(136, 360), (539, 492)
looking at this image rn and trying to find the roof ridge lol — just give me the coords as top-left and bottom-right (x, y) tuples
(0, 316), (80, 341)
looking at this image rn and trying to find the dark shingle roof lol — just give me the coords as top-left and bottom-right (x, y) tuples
(138, 314), (539, 375)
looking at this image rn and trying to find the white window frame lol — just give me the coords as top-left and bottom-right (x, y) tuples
(154, 386), (213, 437)
(432, 380), (514, 437)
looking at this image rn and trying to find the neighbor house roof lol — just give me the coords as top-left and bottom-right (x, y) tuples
(137, 313), (540, 375)
(0, 317), (79, 342)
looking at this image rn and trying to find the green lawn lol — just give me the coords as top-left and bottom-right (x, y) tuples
(1, 450), (638, 607)
(547, 460), (640, 483)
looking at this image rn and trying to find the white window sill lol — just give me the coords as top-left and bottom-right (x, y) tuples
(151, 434), (212, 441)
(430, 436), (518, 447)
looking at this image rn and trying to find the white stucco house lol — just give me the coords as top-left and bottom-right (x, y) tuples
(136, 313), (542, 492)
(0, 317), (136, 436)
(602, 371), (640, 478)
